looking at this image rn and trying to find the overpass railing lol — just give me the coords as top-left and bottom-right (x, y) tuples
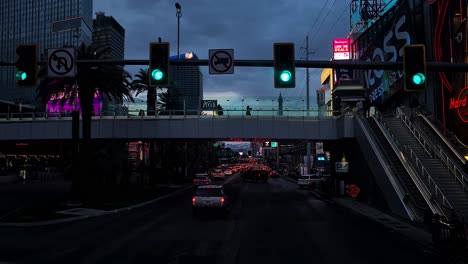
(0, 109), (346, 121)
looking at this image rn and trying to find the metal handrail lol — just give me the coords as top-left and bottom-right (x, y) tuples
(418, 113), (466, 164)
(434, 147), (468, 192)
(372, 108), (443, 216)
(358, 116), (417, 221)
(397, 108), (468, 192)
(396, 108), (434, 158)
(404, 145), (453, 212)
(0, 109), (343, 121)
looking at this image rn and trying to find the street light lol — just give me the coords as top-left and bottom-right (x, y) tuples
(175, 3), (182, 58)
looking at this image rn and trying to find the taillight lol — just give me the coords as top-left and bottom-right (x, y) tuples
(221, 197), (225, 204)
(192, 197), (196, 204)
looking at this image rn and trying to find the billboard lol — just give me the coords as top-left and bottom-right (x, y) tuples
(333, 38), (350, 60)
(354, 1), (413, 104)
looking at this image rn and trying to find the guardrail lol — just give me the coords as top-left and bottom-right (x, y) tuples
(404, 145), (453, 211)
(0, 109), (344, 121)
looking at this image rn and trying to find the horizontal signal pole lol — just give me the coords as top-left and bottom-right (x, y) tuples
(76, 59), (468, 72)
(3, 60), (468, 72)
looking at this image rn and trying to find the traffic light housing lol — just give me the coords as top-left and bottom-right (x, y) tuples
(274, 43), (295, 88)
(403, 44), (426, 92)
(149, 42), (170, 87)
(16, 44), (38, 86)
(263, 141), (271, 147)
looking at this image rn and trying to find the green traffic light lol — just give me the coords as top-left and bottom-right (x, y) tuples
(280, 70), (292, 82)
(151, 69), (164, 81)
(16, 71), (27, 81)
(412, 73), (426, 85)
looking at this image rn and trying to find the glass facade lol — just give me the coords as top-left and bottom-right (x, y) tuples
(0, 0), (93, 107)
(170, 53), (204, 113)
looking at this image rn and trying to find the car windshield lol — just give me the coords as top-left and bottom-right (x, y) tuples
(195, 188), (223, 197)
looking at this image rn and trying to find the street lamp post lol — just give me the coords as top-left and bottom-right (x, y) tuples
(175, 2), (186, 178)
(175, 3), (182, 58)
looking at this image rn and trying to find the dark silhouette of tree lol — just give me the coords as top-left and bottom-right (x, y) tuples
(131, 68), (157, 116)
(37, 43), (134, 201)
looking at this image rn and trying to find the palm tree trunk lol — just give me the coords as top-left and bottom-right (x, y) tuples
(78, 86), (95, 201)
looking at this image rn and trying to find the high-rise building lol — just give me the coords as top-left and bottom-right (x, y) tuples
(170, 52), (203, 113)
(93, 12), (126, 115)
(0, 0), (93, 107)
(93, 12), (124, 60)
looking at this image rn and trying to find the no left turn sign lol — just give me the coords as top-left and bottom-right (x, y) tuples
(209, 49), (234, 74)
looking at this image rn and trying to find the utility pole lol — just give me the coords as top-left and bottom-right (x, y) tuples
(306, 35), (310, 116)
(301, 35), (315, 173)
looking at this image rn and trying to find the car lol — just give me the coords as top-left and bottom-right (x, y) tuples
(297, 174), (322, 189)
(212, 168), (225, 179)
(192, 185), (230, 217)
(224, 169), (233, 176)
(269, 170), (279, 178)
(193, 174), (211, 186)
(242, 169), (268, 183)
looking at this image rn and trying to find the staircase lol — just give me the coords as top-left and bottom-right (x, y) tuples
(384, 116), (468, 217)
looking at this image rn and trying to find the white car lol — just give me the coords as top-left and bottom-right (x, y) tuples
(297, 174), (322, 189)
(192, 185), (229, 216)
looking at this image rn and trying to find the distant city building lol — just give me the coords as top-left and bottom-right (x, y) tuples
(170, 52), (203, 113)
(0, 0), (93, 108)
(93, 12), (124, 60)
(93, 12), (127, 115)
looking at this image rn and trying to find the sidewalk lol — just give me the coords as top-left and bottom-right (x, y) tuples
(332, 197), (433, 248)
(283, 175), (433, 248)
(0, 178), (193, 226)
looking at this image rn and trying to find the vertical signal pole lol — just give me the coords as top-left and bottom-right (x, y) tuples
(306, 35), (310, 116)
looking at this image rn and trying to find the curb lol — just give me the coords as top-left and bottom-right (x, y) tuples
(0, 184), (193, 227)
(331, 197), (434, 249)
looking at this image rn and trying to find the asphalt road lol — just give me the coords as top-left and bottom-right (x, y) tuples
(0, 175), (447, 264)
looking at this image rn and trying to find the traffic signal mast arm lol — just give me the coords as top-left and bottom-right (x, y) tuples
(70, 59), (468, 72)
(5, 59), (468, 72)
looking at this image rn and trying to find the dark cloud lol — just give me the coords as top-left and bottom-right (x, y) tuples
(94, 0), (349, 97)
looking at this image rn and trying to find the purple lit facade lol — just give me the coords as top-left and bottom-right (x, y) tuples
(46, 88), (103, 115)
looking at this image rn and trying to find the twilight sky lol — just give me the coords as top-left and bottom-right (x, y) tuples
(93, 0), (351, 101)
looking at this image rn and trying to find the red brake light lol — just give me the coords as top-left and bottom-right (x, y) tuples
(221, 197), (225, 204)
(192, 197), (196, 203)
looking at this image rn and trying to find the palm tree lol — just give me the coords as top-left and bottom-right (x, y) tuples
(131, 68), (156, 116)
(37, 43), (134, 200)
(157, 88), (184, 115)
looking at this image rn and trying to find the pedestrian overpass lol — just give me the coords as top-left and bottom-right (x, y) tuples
(0, 110), (355, 141)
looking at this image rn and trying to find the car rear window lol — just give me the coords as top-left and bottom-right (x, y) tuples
(299, 176), (310, 180)
(195, 176), (207, 180)
(195, 188), (222, 197)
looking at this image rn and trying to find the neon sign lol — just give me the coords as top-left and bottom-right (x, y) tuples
(451, 87), (468, 123)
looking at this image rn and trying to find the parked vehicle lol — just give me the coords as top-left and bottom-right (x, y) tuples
(297, 174), (322, 189)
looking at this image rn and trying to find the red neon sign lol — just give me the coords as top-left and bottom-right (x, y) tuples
(451, 87), (468, 123)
